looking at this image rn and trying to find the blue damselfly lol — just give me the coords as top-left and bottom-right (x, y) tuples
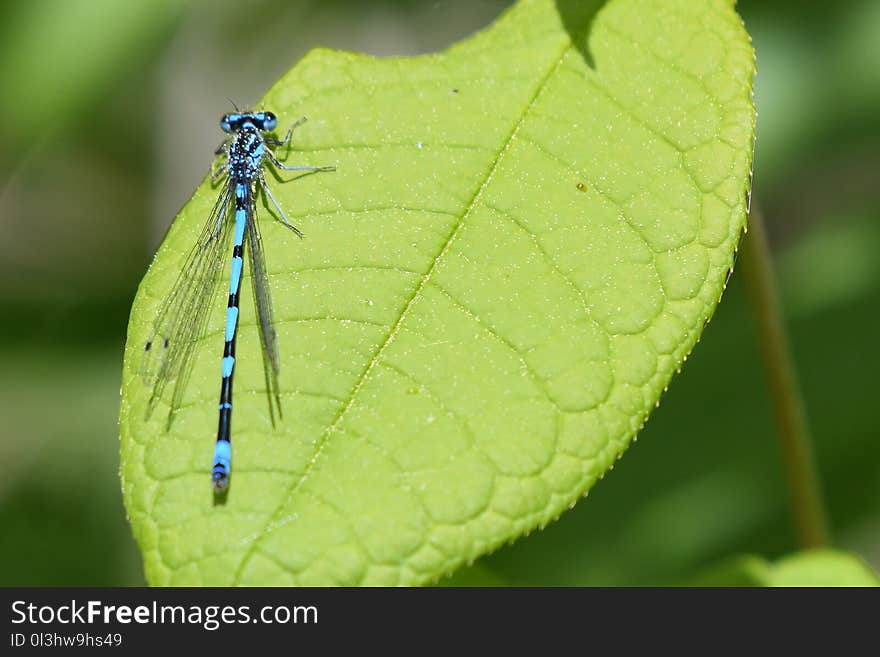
(141, 111), (334, 494)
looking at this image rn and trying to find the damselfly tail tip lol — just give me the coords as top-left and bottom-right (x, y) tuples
(212, 439), (231, 494)
(212, 468), (229, 494)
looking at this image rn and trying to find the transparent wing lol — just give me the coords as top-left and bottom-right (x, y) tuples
(245, 194), (283, 425)
(141, 181), (234, 427)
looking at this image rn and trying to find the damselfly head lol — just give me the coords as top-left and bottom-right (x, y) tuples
(220, 111), (278, 134)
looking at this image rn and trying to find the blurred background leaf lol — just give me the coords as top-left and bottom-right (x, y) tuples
(691, 550), (879, 587)
(1, 0), (878, 586)
(0, 0), (185, 159)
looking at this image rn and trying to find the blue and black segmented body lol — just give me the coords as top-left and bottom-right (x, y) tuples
(141, 110), (334, 495)
(212, 181), (248, 492)
(212, 118), (269, 493)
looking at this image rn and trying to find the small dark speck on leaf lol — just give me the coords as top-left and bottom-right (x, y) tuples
(451, 88), (459, 94)
(576, 182), (587, 192)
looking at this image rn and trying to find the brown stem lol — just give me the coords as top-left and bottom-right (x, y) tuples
(741, 203), (830, 549)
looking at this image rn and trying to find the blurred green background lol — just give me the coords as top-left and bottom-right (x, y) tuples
(0, 0), (877, 586)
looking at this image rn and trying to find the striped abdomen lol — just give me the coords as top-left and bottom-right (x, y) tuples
(212, 181), (249, 493)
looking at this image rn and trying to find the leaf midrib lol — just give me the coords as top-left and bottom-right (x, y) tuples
(230, 38), (575, 585)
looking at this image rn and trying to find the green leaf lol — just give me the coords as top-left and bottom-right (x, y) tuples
(691, 550), (880, 587)
(120, 0), (756, 585)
